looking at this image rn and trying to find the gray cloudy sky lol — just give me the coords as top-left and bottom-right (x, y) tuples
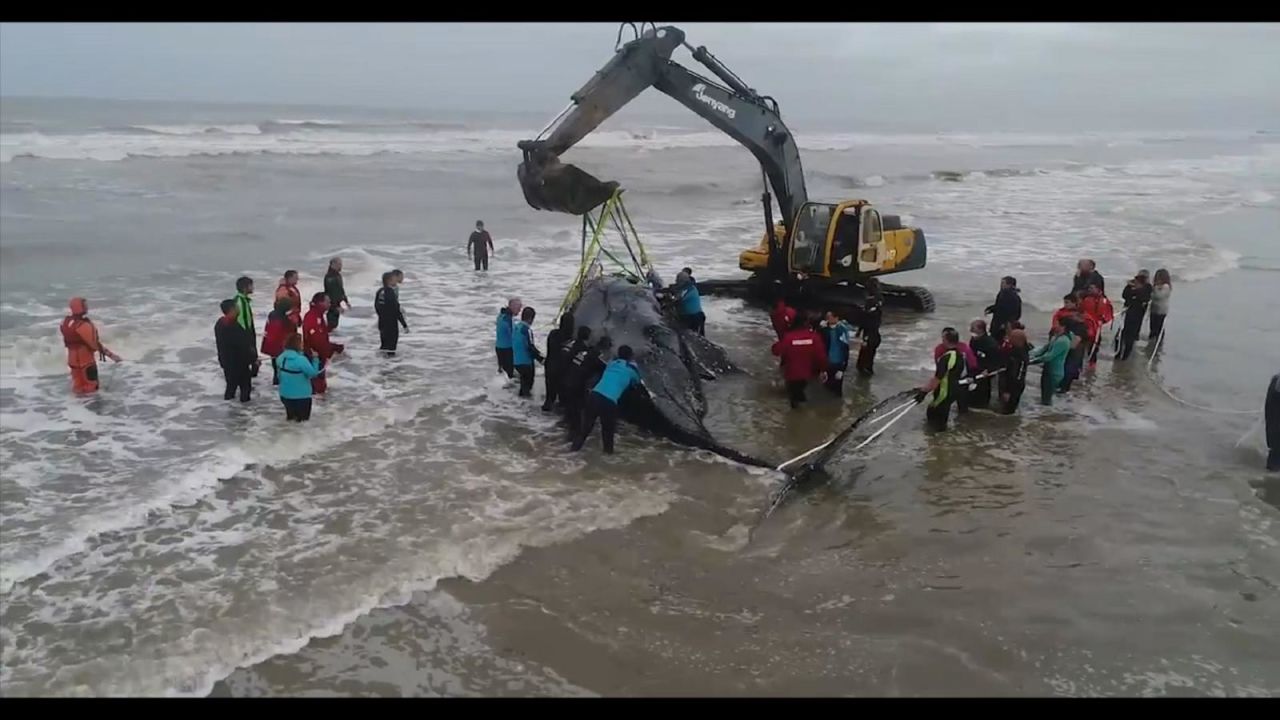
(1, 22), (1277, 131)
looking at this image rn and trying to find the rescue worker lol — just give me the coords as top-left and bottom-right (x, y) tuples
(60, 297), (120, 395)
(275, 270), (303, 326)
(772, 315), (828, 409)
(1117, 269), (1152, 361)
(968, 318), (1001, 409)
(998, 328), (1031, 415)
(1267, 372), (1279, 472)
(494, 297), (521, 378)
(1072, 259), (1106, 297)
(467, 220), (495, 271)
(323, 257), (350, 330)
(215, 298), (257, 402)
(261, 297), (296, 386)
(1051, 293), (1081, 331)
(985, 275), (1022, 343)
(274, 332), (323, 422)
(1030, 319), (1072, 406)
(934, 329), (979, 375)
(302, 292), (345, 395)
(1079, 283), (1114, 368)
(562, 332), (608, 441)
(933, 327), (978, 415)
(541, 313), (577, 412)
(673, 270), (705, 336)
(855, 280), (883, 377)
(234, 276), (256, 345)
(1149, 268), (1172, 341)
(821, 310), (854, 396)
(512, 306), (544, 398)
(1058, 311), (1090, 393)
(917, 327), (965, 431)
(375, 271), (409, 356)
(770, 297), (797, 341)
(571, 344), (644, 455)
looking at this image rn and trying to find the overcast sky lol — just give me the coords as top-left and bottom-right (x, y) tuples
(2, 23), (1277, 131)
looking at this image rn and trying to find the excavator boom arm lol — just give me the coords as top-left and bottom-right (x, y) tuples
(518, 25), (808, 227)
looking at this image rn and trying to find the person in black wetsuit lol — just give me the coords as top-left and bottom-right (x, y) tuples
(998, 327), (1031, 415)
(323, 257), (350, 330)
(967, 319), (1002, 409)
(214, 298), (257, 402)
(919, 327), (965, 432)
(855, 279), (883, 377)
(985, 275), (1022, 344)
(1117, 269), (1152, 361)
(1072, 259), (1106, 297)
(1058, 313), (1089, 392)
(541, 313), (576, 412)
(375, 271), (409, 356)
(467, 220), (495, 271)
(562, 334), (610, 442)
(1266, 372), (1280, 472)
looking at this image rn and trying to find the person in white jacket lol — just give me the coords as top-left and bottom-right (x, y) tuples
(1149, 268), (1172, 340)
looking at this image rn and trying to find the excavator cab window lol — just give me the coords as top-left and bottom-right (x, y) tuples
(858, 206), (885, 272)
(831, 206), (861, 271)
(789, 203), (834, 275)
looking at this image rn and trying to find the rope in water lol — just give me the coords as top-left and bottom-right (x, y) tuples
(1136, 318), (1260, 415)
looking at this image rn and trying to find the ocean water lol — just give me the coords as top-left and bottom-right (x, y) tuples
(1, 97), (1278, 696)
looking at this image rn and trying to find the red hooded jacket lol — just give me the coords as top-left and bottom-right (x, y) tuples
(261, 311), (295, 358)
(303, 304), (343, 360)
(1080, 294), (1115, 327)
(770, 299), (797, 340)
(772, 327), (828, 382)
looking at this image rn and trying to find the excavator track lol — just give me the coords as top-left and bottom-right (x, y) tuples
(698, 276), (935, 314)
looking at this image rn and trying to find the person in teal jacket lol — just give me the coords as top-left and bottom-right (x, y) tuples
(571, 344), (645, 455)
(274, 332), (323, 422)
(1029, 320), (1072, 406)
(673, 271), (705, 336)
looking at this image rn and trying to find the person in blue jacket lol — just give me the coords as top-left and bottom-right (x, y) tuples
(571, 344), (644, 454)
(274, 332), (323, 422)
(821, 309), (855, 396)
(494, 297), (521, 378)
(673, 270), (705, 336)
(512, 306), (544, 398)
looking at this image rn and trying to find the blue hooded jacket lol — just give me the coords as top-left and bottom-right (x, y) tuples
(677, 282), (703, 316)
(512, 320), (536, 367)
(592, 359), (642, 403)
(494, 308), (514, 350)
(824, 320), (853, 366)
(274, 349), (322, 400)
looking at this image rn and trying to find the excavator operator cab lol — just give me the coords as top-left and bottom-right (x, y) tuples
(787, 200), (888, 277)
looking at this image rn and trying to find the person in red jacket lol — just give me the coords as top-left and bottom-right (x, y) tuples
(261, 297), (296, 386)
(772, 315), (828, 409)
(769, 297), (797, 340)
(1078, 283), (1113, 367)
(302, 292), (345, 395)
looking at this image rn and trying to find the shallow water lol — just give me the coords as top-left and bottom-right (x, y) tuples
(1, 99), (1278, 696)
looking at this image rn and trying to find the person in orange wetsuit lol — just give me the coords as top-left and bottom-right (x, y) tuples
(60, 297), (120, 394)
(274, 270), (303, 326)
(772, 314), (828, 409)
(302, 292), (345, 395)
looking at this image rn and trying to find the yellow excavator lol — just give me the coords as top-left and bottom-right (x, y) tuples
(517, 23), (934, 313)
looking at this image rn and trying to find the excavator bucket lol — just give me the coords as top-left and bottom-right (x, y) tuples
(517, 152), (619, 216)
